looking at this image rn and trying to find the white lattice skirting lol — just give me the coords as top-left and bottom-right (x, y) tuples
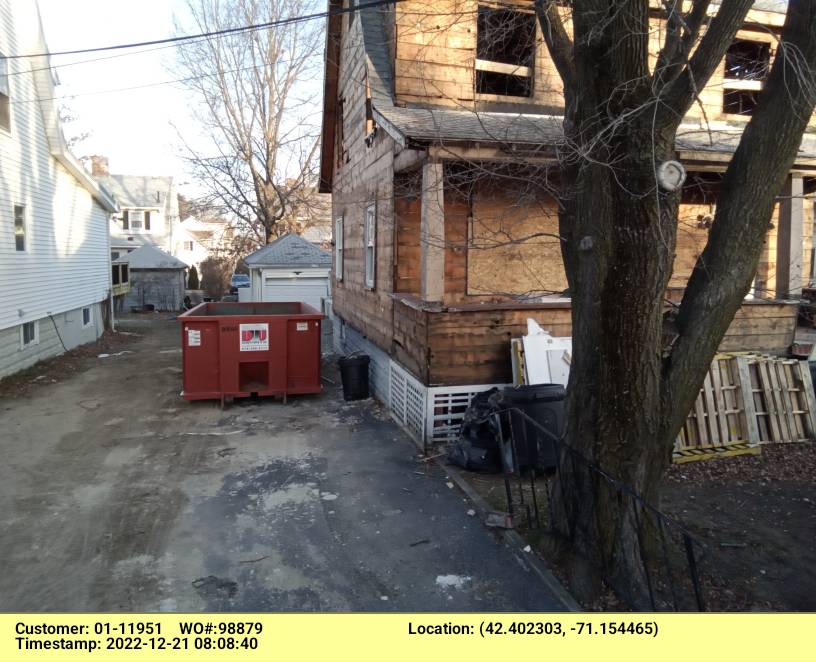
(390, 361), (506, 448)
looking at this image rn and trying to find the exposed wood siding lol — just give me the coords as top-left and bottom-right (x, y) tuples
(0, 1), (111, 333)
(443, 188), (468, 303)
(331, 7), (398, 352)
(392, 297), (429, 382)
(392, 299), (798, 386)
(395, 0), (565, 111)
(755, 198), (814, 297)
(393, 1), (806, 125)
(394, 173), (421, 295)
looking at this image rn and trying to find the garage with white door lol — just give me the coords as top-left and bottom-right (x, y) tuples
(243, 233), (332, 313)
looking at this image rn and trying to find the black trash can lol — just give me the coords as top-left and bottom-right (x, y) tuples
(338, 355), (370, 401)
(496, 384), (566, 471)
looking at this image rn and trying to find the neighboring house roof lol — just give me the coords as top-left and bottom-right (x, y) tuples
(188, 229), (213, 243)
(111, 236), (156, 249)
(95, 175), (174, 209)
(114, 245), (188, 269)
(245, 233), (332, 268)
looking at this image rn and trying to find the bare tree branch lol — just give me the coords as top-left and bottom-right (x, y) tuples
(661, 0), (754, 117)
(173, 0), (324, 246)
(534, 0), (577, 97)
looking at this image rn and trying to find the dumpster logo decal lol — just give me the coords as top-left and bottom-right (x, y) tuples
(239, 323), (269, 352)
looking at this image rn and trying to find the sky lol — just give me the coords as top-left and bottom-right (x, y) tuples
(37, 0), (210, 192)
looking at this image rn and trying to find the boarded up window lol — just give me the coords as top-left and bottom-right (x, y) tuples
(467, 185), (567, 296)
(475, 5), (535, 97)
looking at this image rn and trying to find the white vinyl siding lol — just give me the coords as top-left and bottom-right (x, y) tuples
(0, 1), (111, 333)
(364, 203), (376, 289)
(335, 215), (344, 281)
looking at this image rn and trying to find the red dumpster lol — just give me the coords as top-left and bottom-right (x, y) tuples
(178, 301), (323, 403)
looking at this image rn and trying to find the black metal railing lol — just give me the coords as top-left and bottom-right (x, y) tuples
(488, 406), (706, 612)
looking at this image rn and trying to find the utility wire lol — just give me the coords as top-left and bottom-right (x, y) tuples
(11, 58), (306, 105)
(1, 0), (400, 60)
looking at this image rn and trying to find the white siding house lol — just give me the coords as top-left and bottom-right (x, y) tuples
(0, 0), (118, 378)
(90, 160), (179, 260)
(171, 215), (234, 274)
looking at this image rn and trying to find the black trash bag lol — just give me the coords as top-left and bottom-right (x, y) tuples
(447, 388), (503, 473)
(447, 437), (501, 473)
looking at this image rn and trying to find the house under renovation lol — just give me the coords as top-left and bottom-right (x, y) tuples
(320, 1), (816, 444)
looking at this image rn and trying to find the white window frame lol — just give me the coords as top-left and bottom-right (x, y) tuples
(81, 306), (93, 329)
(20, 321), (39, 349)
(184, 240), (194, 251)
(335, 215), (344, 281)
(364, 202), (376, 289)
(129, 209), (146, 231)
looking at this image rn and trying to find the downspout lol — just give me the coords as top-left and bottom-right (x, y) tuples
(106, 209), (116, 332)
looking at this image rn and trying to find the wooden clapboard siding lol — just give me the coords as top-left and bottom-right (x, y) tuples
(424, 301), (573, 385)
(444, 191), (469, 303)
(394, 0), (566, 112)
(394, 174), (421, 295)
(754, 197), (814, 297)
(392, 297), (798, 386)
(720, 303), (798, 352)
(392, 295), (430, 382)
(330, 5), (398, 352)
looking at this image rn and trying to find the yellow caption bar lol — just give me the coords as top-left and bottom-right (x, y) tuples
(1, 613), (810, 661)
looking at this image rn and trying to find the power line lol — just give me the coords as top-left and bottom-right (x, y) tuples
(2, 0), (400, 61)
(11, 57), (314, 105)
(5, 41), (182, 79)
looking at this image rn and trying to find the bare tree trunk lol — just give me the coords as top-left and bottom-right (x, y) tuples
(537, 0), (816, 606)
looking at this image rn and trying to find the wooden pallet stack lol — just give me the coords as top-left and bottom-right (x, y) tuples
(674, 354), (816, 463)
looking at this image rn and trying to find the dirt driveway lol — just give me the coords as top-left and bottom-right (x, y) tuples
(0, 316), (569, 612)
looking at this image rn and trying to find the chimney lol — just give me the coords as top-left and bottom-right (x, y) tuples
(90, 155), (109, 177)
